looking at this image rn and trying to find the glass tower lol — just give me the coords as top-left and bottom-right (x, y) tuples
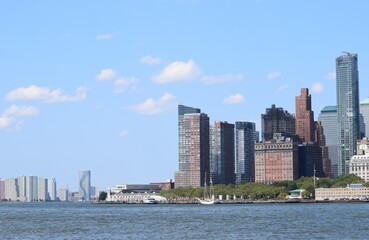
(336, 53), (360, 175)
(79, 170), (91, 201)
(235, 121), (256, 184)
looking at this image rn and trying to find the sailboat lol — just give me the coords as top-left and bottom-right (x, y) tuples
(196, 172), (220, 205)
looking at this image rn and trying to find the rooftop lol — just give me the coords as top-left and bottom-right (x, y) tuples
(321, 106), (337, 112)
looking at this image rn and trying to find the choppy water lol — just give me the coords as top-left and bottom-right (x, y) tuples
(0, 202), (368, 239)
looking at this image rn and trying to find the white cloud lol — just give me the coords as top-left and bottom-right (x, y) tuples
(3, 105), (39, 117)
(140, 55), (162, 65)
(153, 60), (201, 83)
(96, 69), (117, 81)
(267, 72), (281, 80)
(96, 34), (113, 40)
(201, 74), (244, 84)
(326, 71), (336, 79)
(114, 77), (138, 93)
(0, 116), (12, 129)
(224, 93), (244, 104)
(119, 131), (129, 137)
(276, 84), (289, 92)
(312, 82), (324, 93)
(130, 93), (177, 115)
(0, 105), (39, 130)
(6, 85), (87, 103)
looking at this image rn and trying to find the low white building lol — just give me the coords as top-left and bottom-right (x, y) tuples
(315, 184), (369, 201)
(106, 191), (167, 203)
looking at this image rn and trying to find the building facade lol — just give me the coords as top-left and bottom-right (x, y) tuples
(57, 188), (69, 202)
(360, 97), (369, 138)
(349, 138), (369, 181)
(295, 88), (315, 142)
(210, 121), (235, 185)
(0, 179), (5, 200)
(175, 105), (210, 188)
(79, 170), (91, 201)
(255, 138), (299, 183)
(235, 121), (256, 184)
(336, 53), (360, 175)
(261, 104), (295, 142)
(315, 184), (369, 201)
(48, 177), (57, 201)
(38, 178), (48, 201)
(298, 142), (324, 178)
(319, 106), (338, 178)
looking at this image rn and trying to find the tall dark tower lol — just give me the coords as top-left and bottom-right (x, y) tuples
(295, 88), (315, 142)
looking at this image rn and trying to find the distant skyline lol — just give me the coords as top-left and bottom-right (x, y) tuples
(1, 1), (369, 191)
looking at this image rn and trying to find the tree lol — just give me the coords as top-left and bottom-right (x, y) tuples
(99, 191), (107, 201)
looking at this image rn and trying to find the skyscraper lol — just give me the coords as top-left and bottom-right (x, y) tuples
(261, 104), (296, 142)
(0, 179), (5, 200)
(319, 106), (338, 178)
(336, 53), (360, 175)
(26, 176), (38, 202)
(48, 177), (57, 201)
(235, 121), (256, 184)
(175, 105), (210, 188)
(360, 97), (369, 138)
(210, 121), (235, 185)
(295, 88), (315, 142)
(79, 171), (91, 201)
(38, 178), (48, 201)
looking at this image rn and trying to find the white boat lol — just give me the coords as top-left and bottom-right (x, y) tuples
(143, 197), (158, 204)
(196, 172), (220, 205)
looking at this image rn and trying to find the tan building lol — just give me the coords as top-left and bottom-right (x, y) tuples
(255, 137), (299, 183)
(315, 184), (369, 201)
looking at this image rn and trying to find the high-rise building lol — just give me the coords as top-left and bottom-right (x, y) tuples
(26, 176), (38, 202)
(315, 121), (332, 177)
(175, 105), (210, 188)
(4, 178), (18, 201)
(210, 121), (235, 185)
(255, 137), (299, 183)
(57, 188), (69, 202)
(336, 52), (360, 175)
(79, 170), (91, 201)
(38, 178), (48, 201)
(0, 179), (5, 200)
(17, 176), (27, 202)
(295, 88), (315, 142)
(298, 142), (324, 178)
(319, 106), (338, 178)
(48, 177), (57, 201)
(261, 104), (296, 142)
(360, 97), (369, 138)
(235, 121), (256, 184)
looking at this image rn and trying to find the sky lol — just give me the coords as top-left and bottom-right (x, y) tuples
(1, 0), (369, 191)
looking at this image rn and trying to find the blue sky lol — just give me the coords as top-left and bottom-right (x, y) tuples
(1, 0), (369, 191)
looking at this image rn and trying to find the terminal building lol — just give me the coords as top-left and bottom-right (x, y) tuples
(315, 184), (369, 201)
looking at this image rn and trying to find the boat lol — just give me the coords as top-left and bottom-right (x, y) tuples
(143, 197), (158, 204)
(196, 172), (220, 205)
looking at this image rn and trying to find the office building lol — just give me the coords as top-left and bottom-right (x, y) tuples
(349, 138), (369, 181)
(26, 176), (38, 202)
(38, 178), (48, 201)
(4, 178), (18, 201)
(210, 121), (235, 185)
(261, 104), (295, 142)
(0, 179), (5, 200)
(235, 121), (256, 183)
(175, 105), (210, 188)
(298, 142), (324, 178)
(57, 188), (69, 202)
(319, 106), (338, 178)
(361, 97), (369, 138)
(48, 177), (57, 201)
(336, 52), (360, 175)
(295, 88), (315, 142)
(255, 136), (299, 183)
(79, 170), (91, 201)
(17, 176), (27, 202)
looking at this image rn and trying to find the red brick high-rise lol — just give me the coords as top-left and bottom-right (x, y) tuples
(295, 88), (315, 142)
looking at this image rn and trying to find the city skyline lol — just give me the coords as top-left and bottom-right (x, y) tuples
(1, 1), (369, 190)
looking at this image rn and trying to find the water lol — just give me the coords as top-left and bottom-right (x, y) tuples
(1, 202), (368, 239)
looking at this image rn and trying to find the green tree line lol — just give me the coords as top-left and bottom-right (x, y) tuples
(159, 174), (367, 200)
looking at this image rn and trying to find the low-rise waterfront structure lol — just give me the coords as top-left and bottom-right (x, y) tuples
(106, 192), (167, 203)
(315, 184), (369, 201)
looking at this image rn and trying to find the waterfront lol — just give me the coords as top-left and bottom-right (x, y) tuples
(1, 202), (368, 239)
